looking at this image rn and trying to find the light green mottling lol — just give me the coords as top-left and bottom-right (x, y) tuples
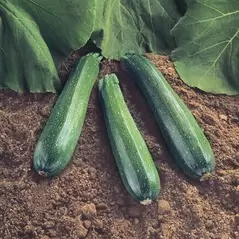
(99, 73), (160, 203)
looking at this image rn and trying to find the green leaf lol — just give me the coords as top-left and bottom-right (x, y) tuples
(0, 0), (96, 92)
(173, 0), (188, 15)
(92, 0), (181, 59)
(185, 0), (194, 5)
(171, 0), (239, 95)
(0, 16), (4, 80)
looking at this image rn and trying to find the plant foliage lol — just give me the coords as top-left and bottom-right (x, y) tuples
(0, 0), (239, 95)
(172, 0), (239, 95)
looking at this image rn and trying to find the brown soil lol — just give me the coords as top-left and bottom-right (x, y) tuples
(0, 52), (239, 239)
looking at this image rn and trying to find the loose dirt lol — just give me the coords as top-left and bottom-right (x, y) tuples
(0, 52), (239, 239)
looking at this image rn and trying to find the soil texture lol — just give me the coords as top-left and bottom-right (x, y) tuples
(0, 52), (239, 239)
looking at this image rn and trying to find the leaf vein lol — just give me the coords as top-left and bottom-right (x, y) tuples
(198, 29), (239, 83)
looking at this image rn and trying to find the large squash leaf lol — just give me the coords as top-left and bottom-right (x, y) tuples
(171, 0), (239, 95)
(92, 0), (181, 59)
(0, 17), (4, 81)
(0, 0), (96, 92)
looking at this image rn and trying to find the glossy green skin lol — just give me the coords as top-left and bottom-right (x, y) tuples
(99, 74), (160, 203)
(33, 53), (101, 177)
(121, 53), (215, 179)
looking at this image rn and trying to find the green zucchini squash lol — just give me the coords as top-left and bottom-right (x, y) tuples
(99, 74), (160, 204)
(120, 52), (215, 179)
(33, 53), (102, 177)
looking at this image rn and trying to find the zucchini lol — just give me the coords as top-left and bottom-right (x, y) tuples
(99, 74), (160, 204)
(120, 53), (215, 179)
(33, 53), (102, 177)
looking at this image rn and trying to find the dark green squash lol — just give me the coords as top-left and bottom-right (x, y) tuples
(99, 73), (160, 204)
(33, 53), (101, 177)
(121, 52), (215, 179)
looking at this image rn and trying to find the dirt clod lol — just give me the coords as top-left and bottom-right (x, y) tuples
(81, 203), (97, 219)
(219, 114), (228, 121)
(96, 202), (108, 210)
(75, 217), (88, 238)
(83, 220), (91, 229)
(158, 200), (171, 214)
(93, 219), (104, 229)
(205, 220), (214, 229)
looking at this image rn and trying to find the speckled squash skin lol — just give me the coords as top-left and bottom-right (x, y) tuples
(33, 53), (101, 177)
(121, 53), (215, 179)
(99, 74), (160, 203)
